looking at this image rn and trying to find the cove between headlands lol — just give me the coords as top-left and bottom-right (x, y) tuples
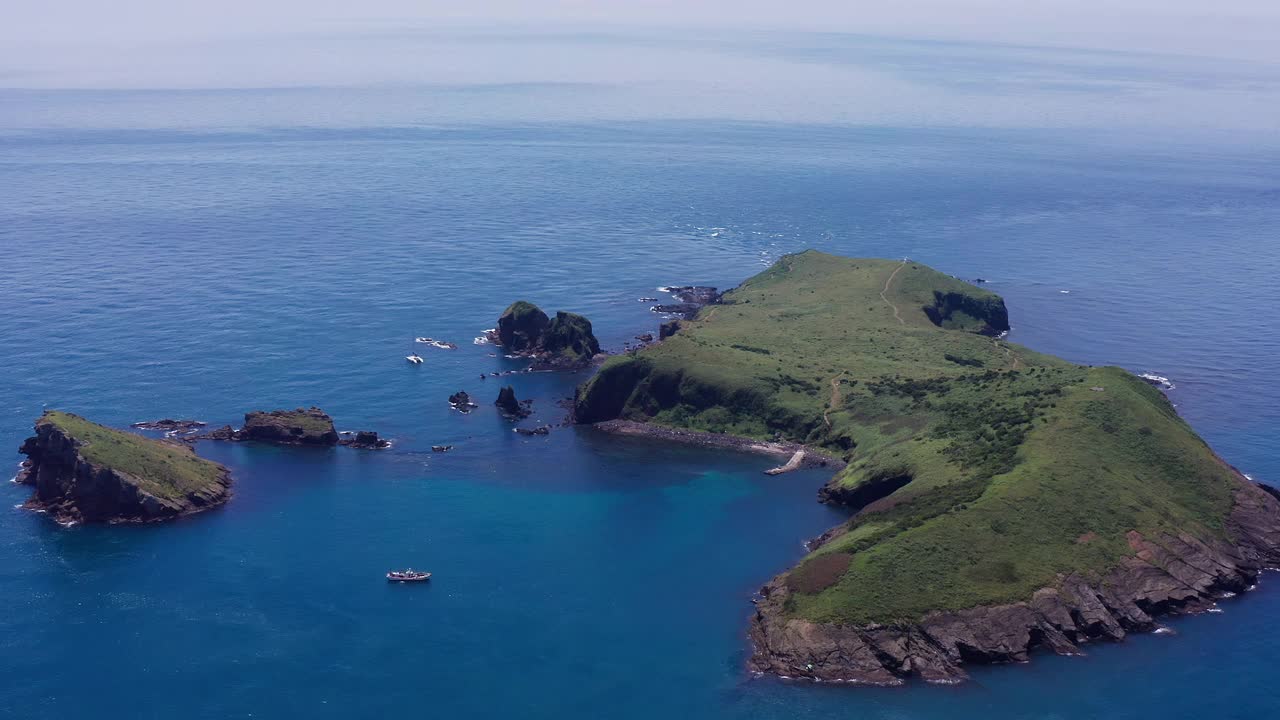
(14, 250), (1280, 687)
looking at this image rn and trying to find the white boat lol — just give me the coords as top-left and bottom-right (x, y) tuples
(1138, 372), (1174, 389)
(406, 338), (425, 364)
(387, 569), (431, 583)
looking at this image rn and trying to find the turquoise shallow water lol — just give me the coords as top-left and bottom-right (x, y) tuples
(2, 92), (1280, 718)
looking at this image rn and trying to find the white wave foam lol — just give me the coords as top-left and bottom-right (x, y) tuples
(1208, 607), (1224, 614)
(1154, 626), (1175, 635)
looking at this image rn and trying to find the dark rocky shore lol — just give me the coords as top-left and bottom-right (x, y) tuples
(748, 470), (1280, 685)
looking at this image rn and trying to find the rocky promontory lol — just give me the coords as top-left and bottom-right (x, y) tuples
(16, 411), (231, 524)
(749, 473), (1280, 685)
(489, 301), (602, 370)
(572, 251), (1280, 684)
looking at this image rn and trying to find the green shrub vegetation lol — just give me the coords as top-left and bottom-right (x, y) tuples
(41, 411), (226, 501)
(575, 250), (1239, 624)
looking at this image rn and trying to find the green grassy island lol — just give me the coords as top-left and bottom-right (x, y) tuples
(17, 411), (232, 524)
(574, 250), (1280, 684)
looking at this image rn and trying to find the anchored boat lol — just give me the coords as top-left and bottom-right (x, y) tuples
(387, 569), (431, 583)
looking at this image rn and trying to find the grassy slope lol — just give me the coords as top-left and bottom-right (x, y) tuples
(43, 411), (225, 501)
(576, 250), (1236, 623)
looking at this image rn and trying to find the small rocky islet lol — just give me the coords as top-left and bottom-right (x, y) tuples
(15, 408), (390, 524)
(487, 300), (603, 370)
(16, 411), (231, 525)
(198, 408), (390, 449)
(14, 252), (1278, 687)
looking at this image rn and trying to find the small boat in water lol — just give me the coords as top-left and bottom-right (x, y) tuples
(1138, 372), (1174, 390)
(406, 339), (424, 364)
(387, 569), (431, 582)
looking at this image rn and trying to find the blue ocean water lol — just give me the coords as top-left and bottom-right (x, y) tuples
(2, 89), (1280, 718)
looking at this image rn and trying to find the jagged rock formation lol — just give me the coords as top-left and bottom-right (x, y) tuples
(131, 419), (206, 433)
(449, 391), (479, 413)
(750, 476), (1280, 685)
(236, 407), (339, 445)
(16, 411), (231, 524)
(495, 386), (532, 419)
(342, 431), (390, 449)
(651, 286), (721, 319)
(489, 301), (601, 370)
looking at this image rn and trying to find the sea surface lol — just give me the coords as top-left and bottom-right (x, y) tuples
(3, 39), (1280, 718)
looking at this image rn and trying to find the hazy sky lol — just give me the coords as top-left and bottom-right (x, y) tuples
(7, 0), (1280, 83)
(4, 1), (1279, 135)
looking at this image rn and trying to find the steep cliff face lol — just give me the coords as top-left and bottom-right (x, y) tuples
(542, 311), (601, 361)
(17, 411), (231, 524)
(236, 408), (339, 445)
(923, 290), (1010, 336)
(496, 300), (550, 353)
(750, 476), (1280, 685)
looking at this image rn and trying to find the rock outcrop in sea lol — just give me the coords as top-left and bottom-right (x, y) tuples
(489, 301), (602, 370)
(16, 411), (231, 524)
(651, 286), (721, 319)
(495, 386), (532, 419)
(235, 407), (340, 445)
(449, 391), (479, 413)
(343, 431), (390, 449)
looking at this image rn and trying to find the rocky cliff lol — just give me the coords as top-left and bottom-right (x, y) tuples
(923, 290), (1010, 337)
(16, 411), (231, 524)
(749, 474), (1280, 685)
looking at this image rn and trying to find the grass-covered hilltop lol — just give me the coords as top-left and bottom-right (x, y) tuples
(17, 411), (232, 524)
(574, 250), (1280, 684)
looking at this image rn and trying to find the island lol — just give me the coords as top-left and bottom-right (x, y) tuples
(236, 407), (341, 445)
(196, 407), (388, 448)
(16, 410), (232, 524)
(574, 250), (1280, 684)
(489, 301), (601, 370)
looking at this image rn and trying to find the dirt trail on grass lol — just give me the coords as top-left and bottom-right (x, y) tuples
(880, 259), (908, 325)
(824, 373), (845, 428)
(996, 340), (1023, 371)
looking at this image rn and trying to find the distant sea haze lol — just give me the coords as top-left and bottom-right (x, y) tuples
(1, 53), (1279, 719)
